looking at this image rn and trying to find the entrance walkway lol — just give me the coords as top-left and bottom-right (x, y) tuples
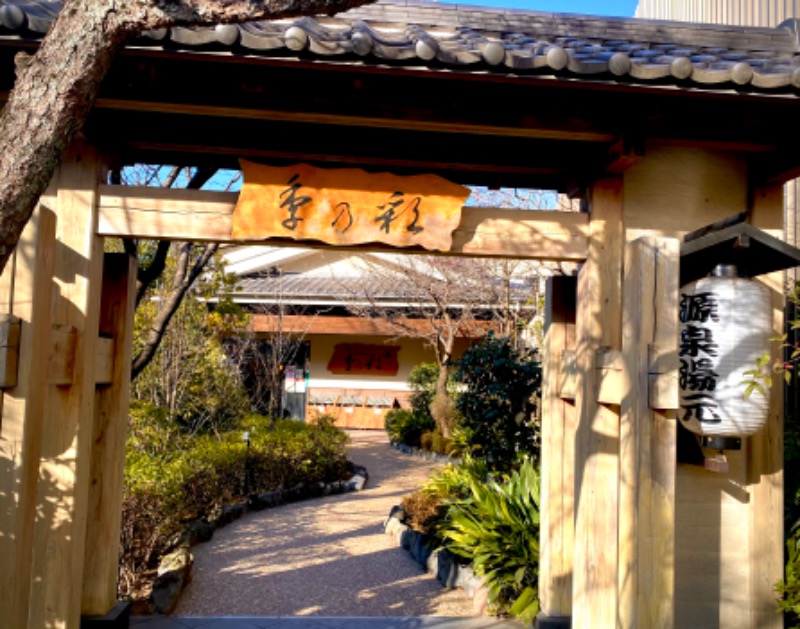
(157, 430), (521, 627)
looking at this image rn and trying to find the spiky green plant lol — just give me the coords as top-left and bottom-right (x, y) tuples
(440, 459), (540, 625)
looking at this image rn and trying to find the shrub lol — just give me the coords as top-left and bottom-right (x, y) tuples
(408, 362), (440, 421)
(385, 408), (434, 447)
(400, 455), (490, 539)
(777, 521), (800, 627)
(454, 334), (542, 472)
(119, 417), (350, 599)
(440, 459), (541, 624)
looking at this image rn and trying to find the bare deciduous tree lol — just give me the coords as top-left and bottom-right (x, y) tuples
(343, 253), (543, 437)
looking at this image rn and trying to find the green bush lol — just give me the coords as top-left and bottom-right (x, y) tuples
(119, 417), (350, 599)
(401, 455), (489, 539)
(454, 334), (541, 472)
(385, 408), (435, 447)
(409, 362), (440, 421)
(777, 520), (800, 627)
(440, 459), (541, 625)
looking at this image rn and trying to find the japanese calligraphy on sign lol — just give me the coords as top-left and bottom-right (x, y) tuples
(327, 344), (400, 376)
(679, 291), (722, 424)
(231, 161), (470, 252)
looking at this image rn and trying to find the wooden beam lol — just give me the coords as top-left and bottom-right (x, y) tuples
(572, 177), (624, 629)
(747, 183), (784, 629)
(0, 314), (21, 388)
(539, 275), (577, 619)
(558, 349), (578, 400)
(0, 204), (57, 629)
(97, 186), (590, 261)
(82, 254), (137, 616)
(596, 348), (623, 405)
(30, 143), (105, 629)
(648, 344), (680, 410)
(250, 314), (495, 338)
(618, 237), (679, 629)
(605, 136), (645, 175)
(94, 97), (618, 144)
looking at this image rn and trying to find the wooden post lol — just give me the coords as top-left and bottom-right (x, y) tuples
(572, 177), (624, 629)
(748, 183), (784, 629)
(539, 275), (577, 623)
(0, 203), (57, 629)
(81, 253), (136, 617)
(28, 143), (105, 629)
(618, 237), (679, 629)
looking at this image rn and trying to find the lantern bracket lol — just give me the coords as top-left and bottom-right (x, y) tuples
(701, 436), (742, 451)
(680, 214), (800, 286)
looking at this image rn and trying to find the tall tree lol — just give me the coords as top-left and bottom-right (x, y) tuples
(0, 0), (374, 277)
(344, 253), (543, 437)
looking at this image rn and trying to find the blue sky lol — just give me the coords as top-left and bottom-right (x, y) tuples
(440, 0), (639, 17)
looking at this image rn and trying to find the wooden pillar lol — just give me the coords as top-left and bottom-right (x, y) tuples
(572, 177), (624, 629)
(748, 183), (784, 629)
(29, 142), (105, 629)
(539, 275), (577, 623)
(618, 237), (679, 629)
(81, 253), (136, 617)
(0, 202), (57, 629)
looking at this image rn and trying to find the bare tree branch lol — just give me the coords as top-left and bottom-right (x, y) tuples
(132, 241), (219, 380)
(0, 0), (375, 277)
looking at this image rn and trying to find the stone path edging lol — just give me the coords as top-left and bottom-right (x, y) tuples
(383, 508), (489, 617)
(149, 461), (369, 614)
(389, 440), (460, 466)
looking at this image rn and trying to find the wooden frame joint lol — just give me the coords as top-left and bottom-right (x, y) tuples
(0, 314), (21, 388)
(647, 343), (679, 410)
(596, 347), (623, 405)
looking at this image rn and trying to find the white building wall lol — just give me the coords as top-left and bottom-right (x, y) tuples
(635, 0), (799, 25)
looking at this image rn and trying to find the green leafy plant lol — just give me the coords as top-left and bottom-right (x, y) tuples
(120, 418), (350, 600)
(454, 334), (541, 472)
(777, 520), (800, 627)
(384, 408), (435, 447)
(440, 459), (541, 624)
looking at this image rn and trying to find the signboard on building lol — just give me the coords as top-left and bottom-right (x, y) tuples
(232, 161), (469, 251)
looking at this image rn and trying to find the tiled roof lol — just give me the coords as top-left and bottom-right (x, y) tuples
(1, 0), (799, 93)
(234, 274), (534, 304)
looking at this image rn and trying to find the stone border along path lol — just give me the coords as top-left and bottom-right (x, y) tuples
(172, 430), (499, 619)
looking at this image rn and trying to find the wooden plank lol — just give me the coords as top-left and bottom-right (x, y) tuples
(47, 325), (77, 385)
(596, 348), (623, 405)
(82, 254), (137, 615)
(250, 314), (496, 337)
(93, 97), (618, 144)
(539, 276), (577, 618)
(0, 204), (57, 629)
(93, 337), (115, 385)
(0, 314), (21, 388)
(648, 344), (680, 410)
(618, 237), (679, 629)
(572, 177), (624, 629)
(97, 186), (590, 261)
(558, 349), (578, 400)
(30, 143), (105, 629)
(747, 183), (784, 629)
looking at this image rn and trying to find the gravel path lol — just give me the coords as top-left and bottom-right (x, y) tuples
(174, 430), (476, 618)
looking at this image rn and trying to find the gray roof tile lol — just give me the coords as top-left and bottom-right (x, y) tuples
(1, 0), (799, 93)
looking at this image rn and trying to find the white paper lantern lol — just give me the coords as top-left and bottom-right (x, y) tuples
(678, 264), (772, 437)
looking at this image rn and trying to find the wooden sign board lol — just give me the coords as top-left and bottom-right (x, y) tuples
(232, 161), (469, 251)
(327, 343), (400, 376)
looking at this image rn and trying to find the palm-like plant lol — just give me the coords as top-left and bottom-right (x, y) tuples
(440, 459), (540, 625)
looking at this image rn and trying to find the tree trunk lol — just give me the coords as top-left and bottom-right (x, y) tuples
(0, 0), (376, 277)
